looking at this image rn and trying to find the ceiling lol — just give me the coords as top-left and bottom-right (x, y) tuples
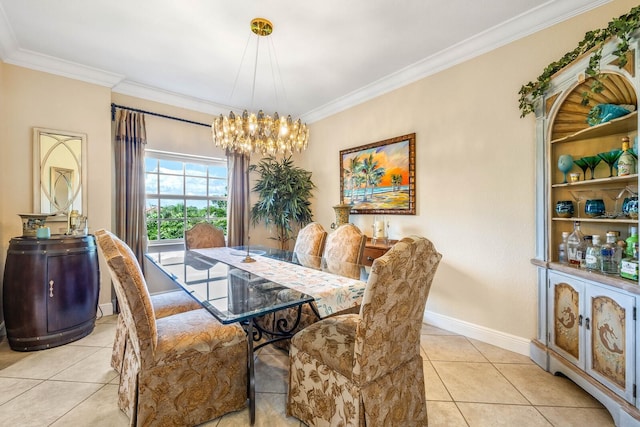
(0, 0), (608, 123)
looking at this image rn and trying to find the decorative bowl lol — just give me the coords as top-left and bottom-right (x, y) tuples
(584, 199), (606, 218)
(623, 196), (639, 219)
(587, 103), (634, 126)
(555, 201), (574, 218)
(18, 213), (54, 237)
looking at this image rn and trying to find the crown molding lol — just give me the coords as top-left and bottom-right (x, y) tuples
(3, 48), (125, 87)
(1, 0), (611, 122)
(301, 0), (611, 123)
(112, 81), (234, 117)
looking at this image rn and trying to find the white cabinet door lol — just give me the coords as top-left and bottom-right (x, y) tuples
(549, 271), (584, 367)
(585, 285), (635, 402)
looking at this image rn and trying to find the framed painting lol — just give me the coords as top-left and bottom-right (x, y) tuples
(339, 133), (415, 215)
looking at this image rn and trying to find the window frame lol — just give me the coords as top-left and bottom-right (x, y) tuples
(144, 149), (228, 248)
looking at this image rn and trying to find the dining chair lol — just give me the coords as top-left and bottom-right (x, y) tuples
(109, 234), (202, 373)
(263, 223), (367, 351)
(287, 235), (442, 427)
(293, 222), (327, 257)
(96, 229), (247, 426)
(323, 222), (366, 264)
(185, 222), (226, 250)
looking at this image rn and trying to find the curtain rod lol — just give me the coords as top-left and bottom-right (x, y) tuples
(110, 103), (210, 128)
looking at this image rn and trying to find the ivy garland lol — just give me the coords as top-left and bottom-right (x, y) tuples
(518, 5), (640, 118)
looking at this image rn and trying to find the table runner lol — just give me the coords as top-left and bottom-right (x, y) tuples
(193, 247), (366, 317)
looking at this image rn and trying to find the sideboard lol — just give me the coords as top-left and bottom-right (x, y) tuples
(2, 234), (100, 351)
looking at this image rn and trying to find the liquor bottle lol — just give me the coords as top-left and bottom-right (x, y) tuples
(618, 136), (637, 176)
(566, 221), (585, 267)
(580, 235), (592, 268)
(625, 226), (638, 258)
(558, 231), (569, 264)
(585, 234), (601, 271)
(601, 231), (623, 275)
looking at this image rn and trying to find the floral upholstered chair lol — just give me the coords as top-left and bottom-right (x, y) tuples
(287, 235), (442, 426)
(323, 222), (366, 264)
(266, 223), (366, 351)
(185, 222), (226, 250)
(96, 229), (247, 426)
(109, 238), (201, 374)
(293, 222), (327, 257)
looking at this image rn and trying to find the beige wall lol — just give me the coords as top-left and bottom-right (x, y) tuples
(0, 64), (113, 308)
(0, 0), (636, 349)
(298, 0), (639, 342)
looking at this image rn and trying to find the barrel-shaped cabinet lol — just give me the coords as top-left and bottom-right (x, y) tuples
(2, 235), (99, 351)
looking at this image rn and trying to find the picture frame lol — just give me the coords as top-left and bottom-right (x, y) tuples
(339, 133), (415, 215)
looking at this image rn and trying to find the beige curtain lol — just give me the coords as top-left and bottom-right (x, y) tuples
(114, 109), (148, 266)
(227, 151), (250, 247)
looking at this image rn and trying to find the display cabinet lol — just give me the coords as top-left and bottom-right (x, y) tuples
(531, 36), (640, 425)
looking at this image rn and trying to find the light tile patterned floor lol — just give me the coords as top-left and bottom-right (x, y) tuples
(0, 315), (614, 426)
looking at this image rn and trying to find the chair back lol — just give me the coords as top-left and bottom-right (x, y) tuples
(185, 222), (226, 249)
(353, 235), (441, 384)
(323, 223), (366, 264)
(96, 229), (157, 364)
(293, 222), (327, 256)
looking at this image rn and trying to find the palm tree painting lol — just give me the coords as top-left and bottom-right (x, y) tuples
(339, 133), (415, 215)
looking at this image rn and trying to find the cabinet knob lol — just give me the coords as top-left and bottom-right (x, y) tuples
(49, 280), (54, 297)
(366, 256), (374, 261)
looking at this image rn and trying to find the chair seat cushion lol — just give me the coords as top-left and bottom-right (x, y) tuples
(151, 291), (202, 318)
(154, 309), (246, 366)
(291, 314), (359, 379)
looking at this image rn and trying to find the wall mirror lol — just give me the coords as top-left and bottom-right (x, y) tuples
(33, 128), (87, 221)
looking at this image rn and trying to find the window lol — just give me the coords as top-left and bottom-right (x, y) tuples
(145, 150), (227, 244)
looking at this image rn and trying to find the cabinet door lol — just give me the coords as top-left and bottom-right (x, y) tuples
(46, 252), (98, 333)
(549, 272), (584, 367)
(585, 286), (635, 402)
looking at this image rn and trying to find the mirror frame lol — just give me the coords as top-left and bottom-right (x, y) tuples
(33, 127), (88, 221)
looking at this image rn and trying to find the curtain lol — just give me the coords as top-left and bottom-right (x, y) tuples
(114, 109), (148, 267)
(227, 151), (250, 247)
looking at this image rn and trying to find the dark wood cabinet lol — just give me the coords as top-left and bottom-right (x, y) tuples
(3, 235), (99, 351)
(362, 238), (397, 266)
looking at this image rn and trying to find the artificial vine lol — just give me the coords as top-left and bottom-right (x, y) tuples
(518, 5), (640, 118)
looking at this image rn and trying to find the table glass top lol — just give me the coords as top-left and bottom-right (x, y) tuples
(146, 249), (318, 324)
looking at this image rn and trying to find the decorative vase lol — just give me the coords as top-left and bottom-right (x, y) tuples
(332, 204), (352, 229)
(557, 154), (574, 183)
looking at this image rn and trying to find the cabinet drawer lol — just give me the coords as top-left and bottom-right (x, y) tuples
(363, 247), (387, 266)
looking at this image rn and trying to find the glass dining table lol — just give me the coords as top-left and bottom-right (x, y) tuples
(145, 245), (368, 425)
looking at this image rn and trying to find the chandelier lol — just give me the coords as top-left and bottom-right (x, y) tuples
(212, 18), (309, 156)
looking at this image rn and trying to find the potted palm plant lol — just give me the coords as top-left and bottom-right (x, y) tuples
(249, 155), (316, 250)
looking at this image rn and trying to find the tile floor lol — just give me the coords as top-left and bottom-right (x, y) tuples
(0, 315), (615, 426)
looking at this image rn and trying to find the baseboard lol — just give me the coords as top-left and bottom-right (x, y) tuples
(98, 302), (114, 317)
(423, 310), (531, 356)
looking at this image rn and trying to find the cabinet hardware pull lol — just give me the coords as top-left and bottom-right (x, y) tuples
(578, 315), (583, 326)
(367, 256), (374, 261)
(585, 318), (590, 330)
(49, 280), (54, 297)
